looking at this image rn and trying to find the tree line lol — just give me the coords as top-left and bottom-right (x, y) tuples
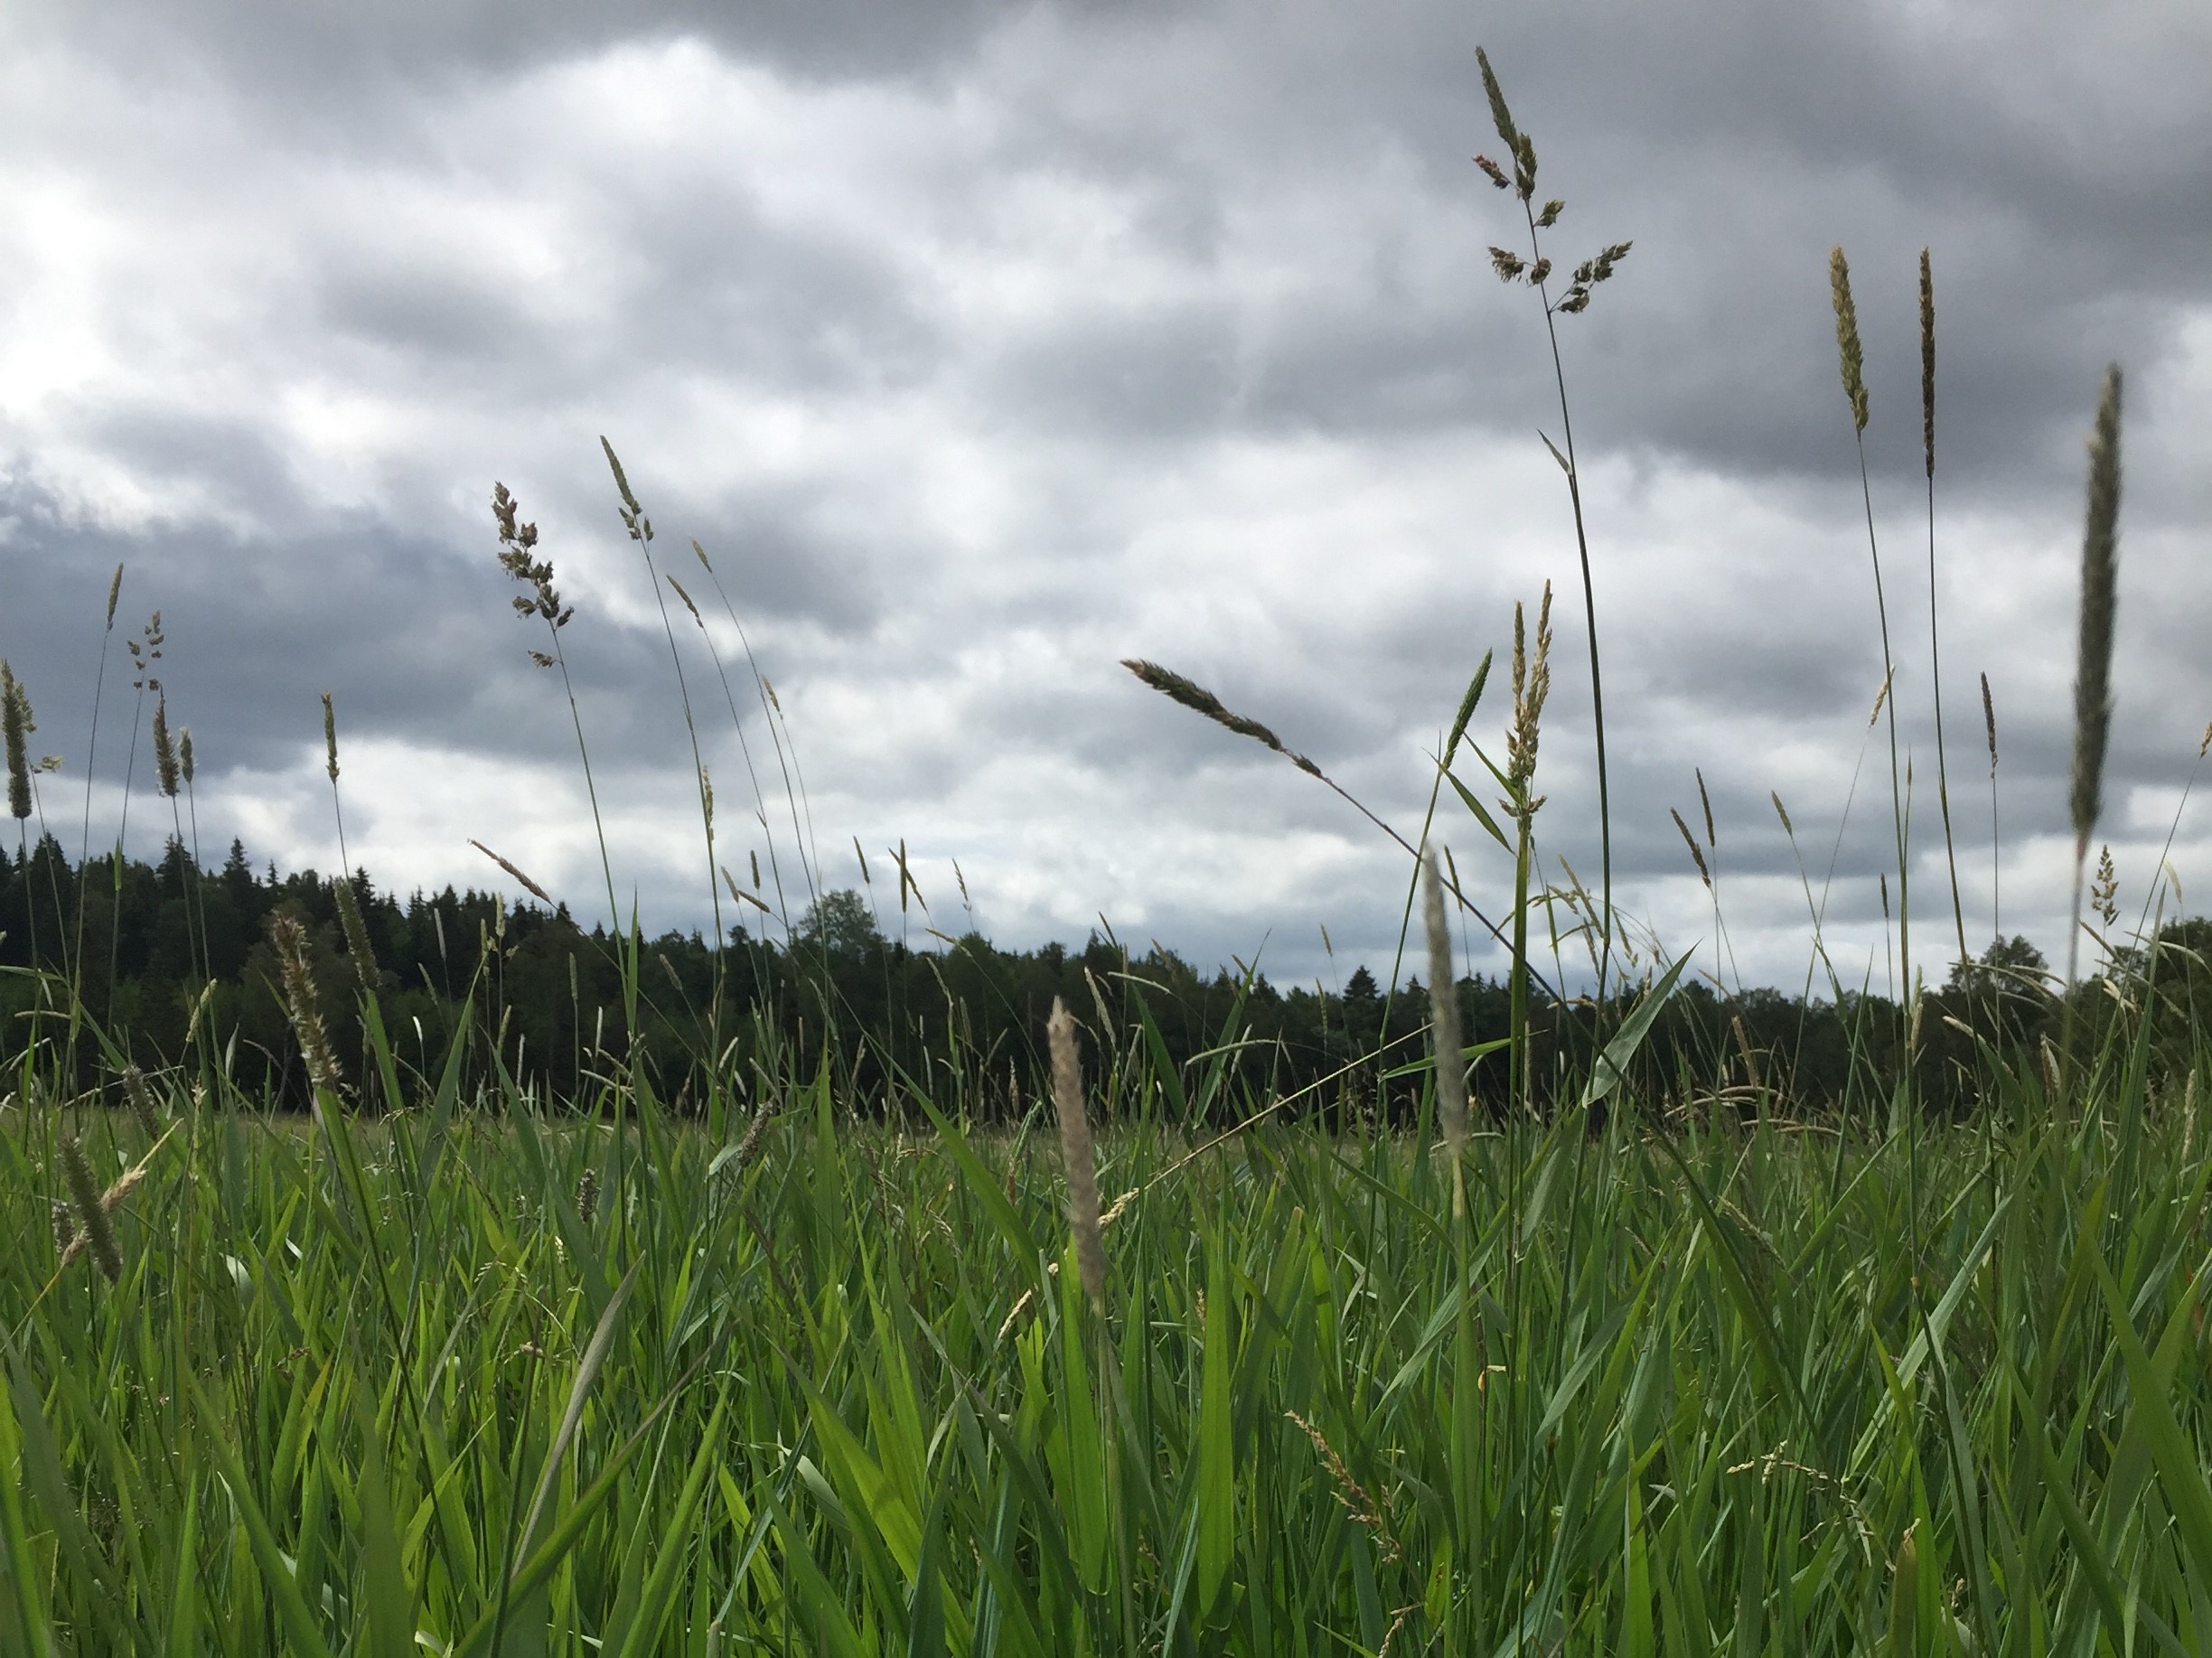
(3, 833), (2199, 1122)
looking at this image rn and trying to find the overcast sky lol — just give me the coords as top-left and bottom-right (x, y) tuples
(2, 0), (2207, 998)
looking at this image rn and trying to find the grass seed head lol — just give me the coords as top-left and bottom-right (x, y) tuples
(104, 563), (124, 628)
(1829, 246), (1870, 435)
(1122, 658), (1323, 779)
(1982, 672), (1998, 770)
(1919, 248), (1936, 478)
(2070, 366), (2123, 857)
(60, 1133), (123, 1282)
(180, 727), (194, 787)
(1046, 997), (1107, 1307)
(1422, 850), (1469, 1165)
(470, 839), (553, 905)
(120, 1065), (162, 1138)
(154, 692), (181, 798)
(2, 660), (32, 820)
(267, 911), (343, 1096)
(320, 691), (338, 784)
(576, 1166), (599, 1225)
(1504, 583), (1553, 817)
(1673, 809), (1712, 889)
(333, 876), (379, 997)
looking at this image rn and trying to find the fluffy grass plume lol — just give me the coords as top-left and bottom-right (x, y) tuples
(2070, 367), (2123, 859)
(267, 910), (343, 1094)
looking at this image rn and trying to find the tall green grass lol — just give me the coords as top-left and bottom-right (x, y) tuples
(5, 1043), (2212, 1654)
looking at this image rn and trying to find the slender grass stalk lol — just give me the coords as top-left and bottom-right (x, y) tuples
(599, 441), (725, 990)
(492, 483), (620, 934)
(1921, 251), (1970, 970)
(1830, 248), (1913, 1073)
(1476, 46), (1631, 1007)
(1982, 672), (2000, 944)
(70, 564), (124, 1001)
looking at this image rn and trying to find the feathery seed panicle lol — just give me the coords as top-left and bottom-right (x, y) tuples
(267, 912), (343, 1095)
(60, 1133), (122, 1282)
(2092, 846), (2119, 929)
(493, 483), (574, 653)
(1696, 767), (1717, 847)
(320, 691), (339, 784)
(179, 728), (193, 786)
(1982, 674), (1998, 770)
(1046, 998), (1108, 1307)
(1422, 851), (1469, 1167)
(1829, 248), (1870, 435)
(3, 660), (32, 820)
(470, 839), (554, 905)
(1771, 792), (1794, 838)
(104, 563), (123, 628)
(153, 693), (181, 798)
(2070, 367), (2123, 857)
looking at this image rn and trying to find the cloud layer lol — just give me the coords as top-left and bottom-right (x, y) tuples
(3, 0), (2207, 995)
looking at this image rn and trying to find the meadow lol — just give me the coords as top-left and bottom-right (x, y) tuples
(1, 52), (2205, 1658)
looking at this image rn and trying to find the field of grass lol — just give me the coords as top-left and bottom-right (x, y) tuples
(7, 1053), (2212, 1656)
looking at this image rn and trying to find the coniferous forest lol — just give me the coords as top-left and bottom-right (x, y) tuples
(4, 829), (2189, 1122)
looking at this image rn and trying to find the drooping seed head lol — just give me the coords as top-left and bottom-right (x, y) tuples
(1672, 809), (1712, 889)
(470, 839), (553, 905)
